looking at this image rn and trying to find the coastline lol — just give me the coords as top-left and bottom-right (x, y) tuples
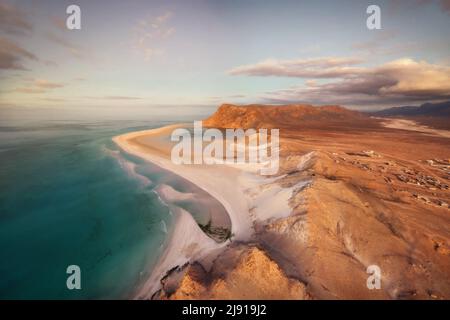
(113, 124), (254, 240)
(113, 124), (255, 298)
(112, 112), (450, 299)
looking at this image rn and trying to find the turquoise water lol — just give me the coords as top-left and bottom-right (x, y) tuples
(0, 117), (182, 299)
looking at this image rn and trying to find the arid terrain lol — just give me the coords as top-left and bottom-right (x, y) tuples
(120, 104), (450, 300)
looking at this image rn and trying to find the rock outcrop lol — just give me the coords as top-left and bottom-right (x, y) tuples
(203, 103), (367, 129)
(156, 245), (311, 300)
(154, 104), (450, 300)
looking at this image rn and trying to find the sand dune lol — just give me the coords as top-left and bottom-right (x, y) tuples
(114, 104), (450, 300)
(113, 124), (308, 298)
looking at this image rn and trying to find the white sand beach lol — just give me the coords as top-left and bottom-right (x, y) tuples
(112, 106), (450, 300)
(113, 125), (254, 241)
(113, 124), (306, 298)
(113, 125), (253, 298)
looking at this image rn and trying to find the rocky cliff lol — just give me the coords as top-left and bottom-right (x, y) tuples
(155, 104), (450, 300)
(203, 103), (366, 129)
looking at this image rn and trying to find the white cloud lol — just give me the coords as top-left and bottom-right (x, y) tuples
(228, 57), (365, 78)
(0, 1), (32, 35)
(33, 79), (64, 89)
(12, 78), (64, 94)
(132, 11), (176, 61)
(0, 36), (37, 70)
(229, 57), (450, 109)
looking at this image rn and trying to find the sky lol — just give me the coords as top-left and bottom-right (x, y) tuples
(0, 0), (450, 113)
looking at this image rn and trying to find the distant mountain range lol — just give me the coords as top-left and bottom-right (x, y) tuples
(372, 100), (450, 117)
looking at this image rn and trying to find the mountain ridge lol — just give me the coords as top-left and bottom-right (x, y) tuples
(372, 100), (450, 117)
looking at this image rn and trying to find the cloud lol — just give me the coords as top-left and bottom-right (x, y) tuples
(0, 37), (37, 70)
(230, 57), (450, 108)
(12, 78), (64, 94)
(103, 96), (142, 100)
(33, 79), (64, 89)
(41, 97), (66, 103)
(228, 57), (364, 78)
(390, 0), (450, 15)
(132, 11), (176, 61)
(440, 0), (450, 13)
(0, 1), (32, 35)
(14, 87), (46, 94)
(85, 95), (143, 100)
(155, 11), (173, 24)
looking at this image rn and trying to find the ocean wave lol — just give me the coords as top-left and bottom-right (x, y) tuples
(103, 145), (152, 188)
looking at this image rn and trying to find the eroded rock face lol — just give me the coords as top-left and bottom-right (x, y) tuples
(203, 103), (366, 129)
(156, 146), (450, 300)
(152, 105), (450, 300)
(156, 245), (311, 300)
(257, 150), (450, 299)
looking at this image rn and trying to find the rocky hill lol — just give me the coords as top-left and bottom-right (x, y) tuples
(203, 103), (367, 129)
(145, 103), (450, 300)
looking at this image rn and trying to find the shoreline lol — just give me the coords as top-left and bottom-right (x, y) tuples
(112, 113), (450, 299)
(379, 117), (450, 138)
(113, 124), (255, 298)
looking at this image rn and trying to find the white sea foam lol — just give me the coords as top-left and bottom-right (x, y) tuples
(160, 220), (168, 234)
(103, 146), (152, 187)
(113, 126), (313, 299)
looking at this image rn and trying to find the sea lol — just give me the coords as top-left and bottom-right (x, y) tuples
(0, 105), (216, 299)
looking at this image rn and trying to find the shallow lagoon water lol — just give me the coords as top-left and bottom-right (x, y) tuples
(0, 119), (177, 299)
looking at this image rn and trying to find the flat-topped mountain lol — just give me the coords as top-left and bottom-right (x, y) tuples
(203, 103), (367, 129)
